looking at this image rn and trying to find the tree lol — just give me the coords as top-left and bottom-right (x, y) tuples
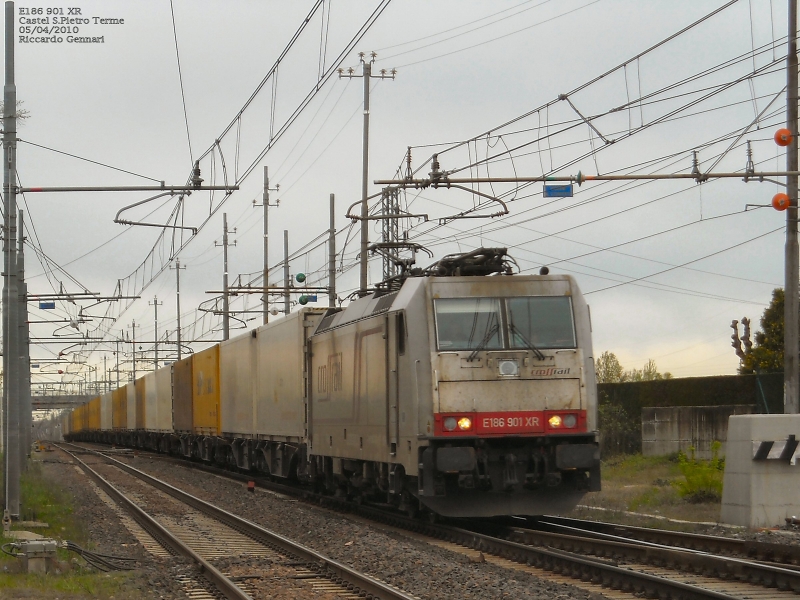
(626, 358), (672, 381)
(595, 351), (624, 383)
(595, 351), (672, 382)
(734, 288), (784, 374)
(0, 100), (29, 122)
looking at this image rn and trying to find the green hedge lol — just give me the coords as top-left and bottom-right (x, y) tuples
(597, 373), (783, 456)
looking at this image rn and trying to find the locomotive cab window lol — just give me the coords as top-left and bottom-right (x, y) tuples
(507, 296), (576, 349)
(434, 298), (503, 350)
(434, 296), (576, 351)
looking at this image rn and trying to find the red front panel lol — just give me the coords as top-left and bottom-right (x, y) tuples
(476, 411), (545, 434)
(434, 410), (587, 437)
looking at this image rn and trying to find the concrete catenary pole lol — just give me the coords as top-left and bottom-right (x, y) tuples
(338, 53), (395, 294)
(115, 334), (121, 389)
(172, 259), (185, 360)
(150, 296), (162, 369)
(131, 320), (137, 381)
(359, 60), (371, 294)
(18, 209), (30, 460)
(222, 213), (230, 341)
(263, 167), (270, 324)
(329, 193), (336, 308)
(786, 0), (799, 414)
(283, 230), (290, 315)
(3, 0), (20, 518)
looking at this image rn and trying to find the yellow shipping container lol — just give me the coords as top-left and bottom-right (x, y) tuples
(87, 397), (101, 431)
(112, 386), (127, 429)
(192, 345), (220, 435)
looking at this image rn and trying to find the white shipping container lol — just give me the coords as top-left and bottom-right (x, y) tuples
(155, 366), (173, 432)
(220, 332), (256, 437)
(126, 384), (136, 430)
(100, 392), (112, 431)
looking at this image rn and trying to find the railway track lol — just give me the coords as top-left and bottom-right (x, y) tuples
(55, 443), (417, 600)
(526, 515), (800, 565)
(70, 442), (800, 600)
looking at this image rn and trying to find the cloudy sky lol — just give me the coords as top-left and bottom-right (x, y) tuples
(8, 0), (791, 389)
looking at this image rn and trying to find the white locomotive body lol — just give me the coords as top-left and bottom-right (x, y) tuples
(66, 249), (600, 518)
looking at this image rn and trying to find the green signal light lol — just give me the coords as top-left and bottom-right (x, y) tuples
(298, 295), (308, 305)
(295, 273), (306, 283)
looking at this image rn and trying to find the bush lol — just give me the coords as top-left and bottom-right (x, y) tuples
(598, 391), (641, 456)
(673, 441), (724, 503)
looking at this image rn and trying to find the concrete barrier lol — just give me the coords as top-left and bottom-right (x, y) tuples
(721, 414), (800, 528)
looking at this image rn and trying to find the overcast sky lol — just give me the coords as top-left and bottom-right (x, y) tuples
(8, 0), (792, 388)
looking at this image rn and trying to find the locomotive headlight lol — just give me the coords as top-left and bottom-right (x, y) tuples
(444, 417), (458, 431)
(563, 414), (577, 428)
(548, 415), (563, 428)
(457, 417), (473, 431)
(497, 359), (519, 376)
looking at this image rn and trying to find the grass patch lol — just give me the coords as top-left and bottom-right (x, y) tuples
(18, 460), (89, 545)
(0, 571), (138, 599)
(0, 456), (137, 599)
(575, 452), (722, 525)
(673, 442), (724, 503)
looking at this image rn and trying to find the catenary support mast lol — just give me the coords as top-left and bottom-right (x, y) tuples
(786, 0), (799, 414)
(3, 0), (19, 518)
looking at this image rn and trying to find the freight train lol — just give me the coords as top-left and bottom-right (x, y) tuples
(64, 249), (600, 518)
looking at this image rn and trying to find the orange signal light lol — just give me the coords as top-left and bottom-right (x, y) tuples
(773, 193), (791, 211)
(775, 128), (793, 147)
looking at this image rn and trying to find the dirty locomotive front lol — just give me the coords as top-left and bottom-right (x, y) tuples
(66, 250), (600, 518)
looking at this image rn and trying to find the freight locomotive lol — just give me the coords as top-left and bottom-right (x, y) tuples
(64, 249), (600, 518)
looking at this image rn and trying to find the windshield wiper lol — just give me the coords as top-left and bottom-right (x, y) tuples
(467, 322), (500, 362)
(509, 322), (546, 361)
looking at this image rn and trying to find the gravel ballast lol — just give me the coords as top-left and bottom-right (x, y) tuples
(110, 453), (595, 600)
(37, 451), (193, 599)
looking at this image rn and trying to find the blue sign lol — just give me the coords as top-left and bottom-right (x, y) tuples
(30, 364), (39, 369)
(38, 301), (56, 309)
(543, 184), (573, 198)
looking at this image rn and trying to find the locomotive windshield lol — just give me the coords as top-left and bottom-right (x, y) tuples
(434, 296), (576, 351)
(434, 298), (504, 350)
(507, 296), (576, 349)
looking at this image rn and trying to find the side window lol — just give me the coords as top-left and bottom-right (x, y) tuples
(397, 312), (406, 355)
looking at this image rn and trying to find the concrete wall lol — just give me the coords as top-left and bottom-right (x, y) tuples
(641, 405), (755, 459)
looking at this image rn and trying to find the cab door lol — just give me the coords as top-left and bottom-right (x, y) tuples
(387, 312), (405, 455)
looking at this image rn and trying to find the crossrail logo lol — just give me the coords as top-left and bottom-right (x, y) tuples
(530, 367), (571, 377)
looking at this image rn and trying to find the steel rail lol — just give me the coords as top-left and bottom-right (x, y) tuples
(55, 444), (251, 600)
(67, 444), (417, 600)
(532, 515), (800, 565)
(431, 524), (741, 600)
(500, 524), (800, 592)
(68, 443), (761, 599)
